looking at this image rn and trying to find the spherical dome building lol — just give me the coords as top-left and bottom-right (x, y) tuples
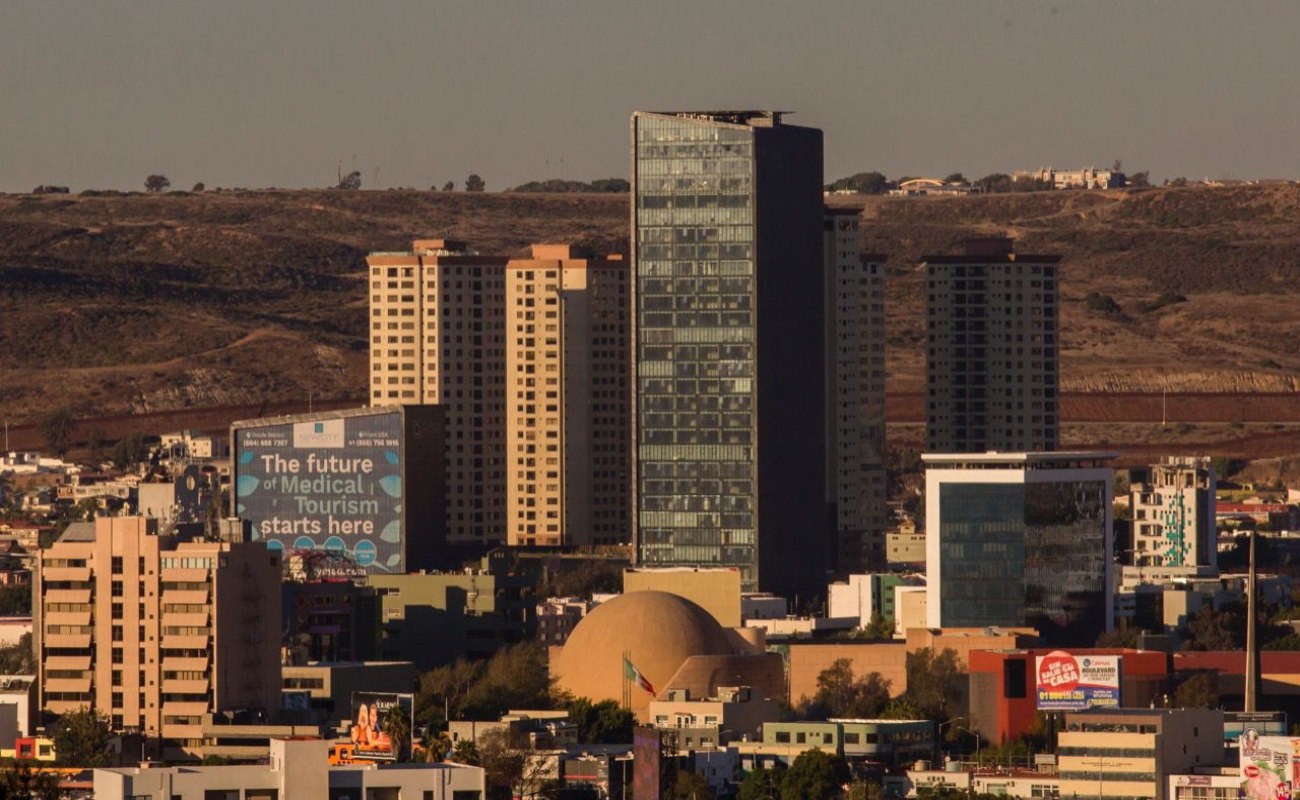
(552, 591), (740, 714)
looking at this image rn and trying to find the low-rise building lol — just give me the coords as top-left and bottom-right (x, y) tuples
(0, 674), (36, 744)
(1058, 708), (1224, 800)
(829, 574), (923, 629)
(741, 593), (787, 621)
(647, 686), (778, 744)
(537, 596), (597, 647)
(1167, 769), (1241, 800)
(887, 529), (925, 568)
(738, 719), (936, 770)
(449, 710), (578, 750)
(93, 737), (486, 800)
(889, 767), (1061, 799)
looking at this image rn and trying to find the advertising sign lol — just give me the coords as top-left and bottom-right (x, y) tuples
(633, 726), (663, 800)
(1239, 731), (1299, 800)
(234, 412), (404, 573)
(349, 692), (414, 762)
(1035, 651), (1121, 710)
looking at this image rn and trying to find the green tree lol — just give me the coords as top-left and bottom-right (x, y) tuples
(805, 659), (891, 719)
(0, 583), (32, 615)
(38, 408), (74, 457)
(1172, 671), (1220, 708)
(0, 633), (36, 675)
(85, 429), (108, 463)
(1167, 177), (1188, 187)
(191, 182), (206, 192)
(417, 657), (484, 727)
(737, 765), (785, 800)
(544, 561), (621, 599)
(462, 643), (553, 717)
(566, 697), (634, 743)
(52, 706), (112, 767)
(478, 727), (549, 800)
(110, 432), (152, 470)
(144, 174), (170, 192)
(943, 173), (968, 185)
(974, 173), (1012, 192)
(1182, 604), (1240, 650)
(466, 174), (486, 192)
(384, 703), (412, 761)
(781, 749), (851, 800)
(1129, 171), (1151, 188)
(826, 171), (889, 194)
(673, 770), (717, 800)
(0, 761), (65, 800)
(450, 738), (481, 766)
(442, 181), (456, 191)
(861, 614), (895, 639)
(905, 647), (964, 722)
(422, 730), (453, 762)
(881, 694), (924, 720)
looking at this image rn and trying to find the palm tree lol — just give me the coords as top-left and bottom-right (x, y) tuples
(383, 705), (411, 761)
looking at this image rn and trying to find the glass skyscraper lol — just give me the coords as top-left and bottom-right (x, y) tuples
(631, 111), (827, 594)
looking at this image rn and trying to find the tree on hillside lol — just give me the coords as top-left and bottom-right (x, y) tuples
(442, 181), (456, 191)
(974, 173), (1012, 193)
(1167, 177), (1188, 187)
(781, 749), (851, 800)
(38, 408), (74, 457)
(905, 647), (964, 722)
(192, 182), (205, 192)
(466, 174), (486, 192)
(944, 173), (968, 185)
(1181, 603), (1239, 650)
(417, 657), (484, 727)
(0, 583), (32, 615)
(1129, 171), (1151, 188)
(111, 432), (152, 469)
(52, 707), (112, 767)
(827, 171), (890, 194)
(337, 170), (362, 190)
(144, 174), (170, 192)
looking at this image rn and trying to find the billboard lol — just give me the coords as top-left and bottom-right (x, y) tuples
(349, 692), (414, 762)
(1035, 651), (1121, 710)
(633, 726), (663, 800)
(233, 411), (404, 573)
(1239, 732), (1299, 800)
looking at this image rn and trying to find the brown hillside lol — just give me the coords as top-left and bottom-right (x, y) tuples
(2, 184), (1299, 428)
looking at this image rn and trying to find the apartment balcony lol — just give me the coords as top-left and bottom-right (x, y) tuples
(44, 677), (92, 693)
(160, 635), (210, 650)
(160, 612), (210, 628)
(160, 568), (210, 582)
(41, 567), (91, 583)
(47, 697), (93, 714)
(44, 633), (91, 649)
(160, 590), (210, 606)
(161, 700), (210, 716)
(44, 655), (92, 671)
(43, 588), (91, 605)
(160, 723), (205, 741)
(161, 656), (210, 673)
(44, 610), (92, 627)
(162, 678), (210, 695)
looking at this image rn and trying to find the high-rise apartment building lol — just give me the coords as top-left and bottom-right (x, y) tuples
(367, 241), (630, 547)
(631, 110), (828, 595)
(924, 238), (1060, 453)
(34, 517), (281, 760)
(1129, 456), (1217, 570)
(824, 208), (887, 572)
(924, 451), (1115, 643)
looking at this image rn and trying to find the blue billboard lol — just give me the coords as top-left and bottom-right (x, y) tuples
(233, 411), (404, 573)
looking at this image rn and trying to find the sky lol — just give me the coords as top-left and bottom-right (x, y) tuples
(2, 1), (1299, 193)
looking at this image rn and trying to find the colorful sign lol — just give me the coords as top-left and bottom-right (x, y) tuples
(1239, 732), (1299, 800)
(233, 412), (404, 573)
(1034, 651), (1121, 710)
(349, 692), (414, 762)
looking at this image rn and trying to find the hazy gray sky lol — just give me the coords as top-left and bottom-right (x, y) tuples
(3, 1), (1298, 193)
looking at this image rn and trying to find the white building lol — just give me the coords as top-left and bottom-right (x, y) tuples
(1130, 457), (1217, 570)
(1015, 166), (1125, 189)
(93, 738), (485, 800)
(925, 452), (1115, 636)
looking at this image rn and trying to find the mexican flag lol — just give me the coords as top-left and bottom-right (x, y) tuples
(624, 656), (655, 695)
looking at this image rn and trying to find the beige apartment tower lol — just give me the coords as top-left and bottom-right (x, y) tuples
(1129, 456), (1217, 569)
(34, 517), (281, 760)
(367, 240), (630, 547)
(924, 238), (1060, 453)
(823, 209), (887, 571)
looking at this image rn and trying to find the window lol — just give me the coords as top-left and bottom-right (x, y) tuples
(774, 731), (790, 743)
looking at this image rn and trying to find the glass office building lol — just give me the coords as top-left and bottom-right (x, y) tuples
(925, 452), (1115, 642)
(631, 111), (826, 594)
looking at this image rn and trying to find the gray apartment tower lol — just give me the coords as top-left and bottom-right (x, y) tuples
(631, 110), (828, 595)
(924, 238), (1061, 453)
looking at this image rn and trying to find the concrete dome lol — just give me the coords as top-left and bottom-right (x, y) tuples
(553, 591), (738, 713)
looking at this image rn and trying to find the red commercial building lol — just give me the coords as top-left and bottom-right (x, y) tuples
(968, 649), (1169, 743)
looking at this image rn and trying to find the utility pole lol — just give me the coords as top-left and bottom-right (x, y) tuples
(1245, 526), (1259, 711)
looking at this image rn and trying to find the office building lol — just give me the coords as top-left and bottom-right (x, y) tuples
(1058, 708), (1223, 800)
(632, 110), (828, 595)
(739, 719), (935, 770)
(1130, 457), (1217, 569)
(34, 517), (281, 760)
(93, 737), (485, 800)
(280, 661), (415, 723)
(824, 208), (888, 572)
(828, 573), (921, 629)
(924, 239), (1060, 453)
(367, 241), (630, 548)
(925, 452), (1115, 642)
